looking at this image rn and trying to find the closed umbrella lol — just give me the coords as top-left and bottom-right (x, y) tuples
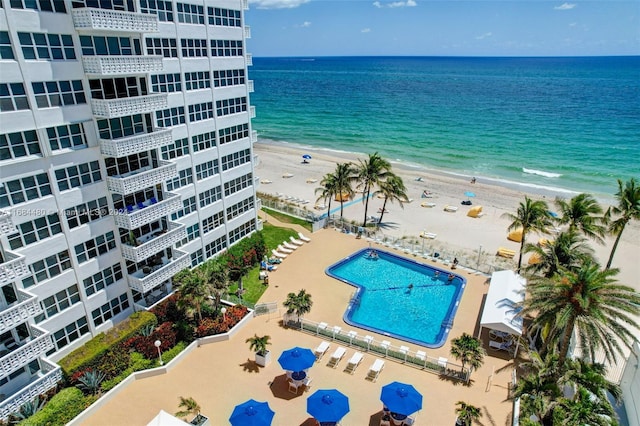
(380, 381), (423, 416)
(307, 389), (350, 423)
(277, 347), (316, 372)
(229, 399), (275, 426)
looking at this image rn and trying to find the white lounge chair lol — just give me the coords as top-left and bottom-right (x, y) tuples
(271, 249), (287, 259)
(277, 244), (293, 254)
(314, 341), (330, 360)
(289, 236), (304, 246)
(327, 347), (346, 368)
(415, 350), (427, 367)
(298, 232), (311, 242)
(381, 340), (391, 356)
(366, 359), (384, 382)
(444, 205), (459, 213)
(438, 357), (448, 368)
(399, 346), (410, 361)
(282, 172), (294, 178)
(282, 241), (297, 250)
(344, 352), (364, 374)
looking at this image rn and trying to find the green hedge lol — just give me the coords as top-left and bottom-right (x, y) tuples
(20, 388), (95, 426)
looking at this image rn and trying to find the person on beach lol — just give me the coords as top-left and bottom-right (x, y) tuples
(422, 190), (431, 198)
(470, 177), (476, 184)
(452, 257), (459, 269)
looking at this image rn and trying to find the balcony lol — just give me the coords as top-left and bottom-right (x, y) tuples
(251, 130), (257, 143)
(244, 26), (251, 39)
(0, 210), (14, 236)
(72, 8), (159, 33)
(107, 160), (177, 195)
(0, 251), (30, 286)
(250, 106), (256, 118)
(0, 289), (41, 333)
(91, 94), (168, 118)
(83, 55), (164, 76)
(0, 358), (61, 421)
(127, 250), (190, 294)
(242, 0), (249, 10)
(100, 127), (172, 158)
(247, 80), (254, 93)
(245, 53), (253, 66)
(253, 154), (259, 167)
(114, 193), (182, 230)
(0, 325), (54, 381)
(121, 222), (186, 263)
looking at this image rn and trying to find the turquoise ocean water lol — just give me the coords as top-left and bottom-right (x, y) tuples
(249, 56), (640, 198)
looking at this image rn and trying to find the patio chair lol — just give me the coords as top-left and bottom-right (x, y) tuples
(327, 347), (346, 368)
(137, 202), (145, 210)
(344, 351), (364, 374)
(489, 340), (514, 352)
(366, 359), (385, 382)
(302, 377), (313, 392)
(298, 232), (311, 242)
(288, 380), (301, 394)
(314, 341), (330, 361)
(289, 235), (304, 246)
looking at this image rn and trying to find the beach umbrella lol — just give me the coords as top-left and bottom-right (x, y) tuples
(277, 347), (316, 372)
(464, 191), (476, 199)
(547, 210), (558, 218)
(229, 399), (275, 426)
(307, 389), (350, 423)
(302, 154), (312, 160)
(380, 381), (423, 416)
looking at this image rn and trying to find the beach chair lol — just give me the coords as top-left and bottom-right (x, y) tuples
(420, 201), (436, 208)
(381, 340), (391, 356)
(327, 347), (346, 368)
(444, 205), (459, 213)
(314, 341), (330, 361)
(415, 350), (427, 368)
(344, 351), (364, 374)
(289, 235), (304, 246)
(282, 241), (297, 250)
(399, 346), (410, 362)
(366, 359), (385, 382)
(438, 357), (448, 369)
(298, 232), (311, 242)
(277, 244), (293, 254)
(497, 247), (516, 259)
(271, 249), (287, 259)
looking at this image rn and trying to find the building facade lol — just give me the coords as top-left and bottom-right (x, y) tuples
(0, 0), (259, 417)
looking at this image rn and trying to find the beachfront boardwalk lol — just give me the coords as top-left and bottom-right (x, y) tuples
(81, 217), (516, 426)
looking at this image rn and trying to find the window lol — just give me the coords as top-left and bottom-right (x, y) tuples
(176, 223), (199, 247)
(213, 69), (245, 87)
(74, 231), (116, 264)
(188, 102), (214, 122)
(51, 316), (89, 352)
(195, 159), (219, 181)
(184, 71), (210, 90)
(72, 0), (134, 11)
(146, 38), (177, 58)
(0, 32), (15, 59)
(55, 161), (102, 191)
(218, 123), (249, 146)
(92, 293), (129, 326)
(192, 131), (216, 152)
(35, 284), (81, 323)
(201, 211), (223, 234)
(105, 151), (153, 177)
(156, 107), (185, 127)
(0, 173), (52, 208)
(47, 123), (87, 150)
(18, 32), (75, 61)
(8, 214), (62, 249)
(190, 249), (203, 267)
(170, 195), (196, 220)
(166, 168), (192, 191)
(140, 0), (173, 21)
(205, 236), (225, 258)
(22, 250), (72, 288)
(224, 173), (253, 196)
(66, 197), (109, 229)
(0, 83), (29, 112)
(161, 138), (189, 160)
(229, 220), (255, 244)
(83, 263), (123, 296)
(0, 130), (41, 161)
(221, 149), (250, 171)
(90, 77), (146, 100)
(227, 197), (254, 221)
(9, 0), (66, 13)
(32, 80), (86, 108)
(180, 38), (207, 57)
(216, 97), (247, 117)
(80, 36), (141, 56)
(151, 73), (181, 93)
(210, 39), (243, 57)
(176, 2), (203, 24)
(198, 186), (221, 208)
(208, 7), (241, 27)
(98, 114), (150, 140)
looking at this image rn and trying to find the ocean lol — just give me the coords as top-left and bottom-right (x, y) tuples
(248, 56), (640, 199)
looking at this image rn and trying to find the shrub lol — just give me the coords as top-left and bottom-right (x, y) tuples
(150, 294), (181, 324)
(76, 369), (106, 395)
(21, 387), (95, 426)
(126, 321), (177, 360)
(195, 305), (249, 337)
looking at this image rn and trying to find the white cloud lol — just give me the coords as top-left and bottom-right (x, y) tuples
(554, 3), (576, 10)
(300, 21), (311, 27)
(569, 22), (577, 27)
(373, 0), (416, 8)
(361, 28), (371, 33)
(249, 0), (309, 9)
(475, 32), (492, 40)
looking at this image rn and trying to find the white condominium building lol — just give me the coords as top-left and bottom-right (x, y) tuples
(0, 0), (259, 417)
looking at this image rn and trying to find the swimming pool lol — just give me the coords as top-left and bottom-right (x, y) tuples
(326, 248), (466, 348)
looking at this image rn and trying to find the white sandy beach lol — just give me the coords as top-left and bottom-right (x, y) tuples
(254, 141), (640, 292)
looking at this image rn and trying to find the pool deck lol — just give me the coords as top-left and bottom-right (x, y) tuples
(81, 213), (516, 426)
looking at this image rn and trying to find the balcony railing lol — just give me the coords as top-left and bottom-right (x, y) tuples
(0, 251), (30, 286)
(0, 289), (41, 333)
(100, 127), (172, 158)
(91, 94), (168, 118)
(0, 325), (54, 381)
(127, 250), (190, 294)
(250, 106), (256, 118)
(247, 80), (254, 93)
(253, 154), (259, 167)
(121, 222), (186, 263)
(0, 210), (14, 236)
(251, 130), (257, 143)
(114, 193), (182, 230)
(245, 53), (253, 66)
(244, 26), (251, 39)
(242, 0), (249, 10)
(107, 160), (177, 195)
(0, 358), (61, 421)
(82, 55), (164, 76)
(72, 8), (159, 33)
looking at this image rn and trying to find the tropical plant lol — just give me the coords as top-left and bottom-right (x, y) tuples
(354, 152), (391, 227)
(11, 396), (47, 422)
(523, 230), (594, 278)
(332, 162), (356, 219)
(138, 323), (156, 337)
(174, 269), (212, 323)
(555, 193), (606, 243)
(454, 401), (482, 426)
(450, 333), (485, 376)
(502, 196), (552, 271)
(206, 262), (229, 313)
(175, 396), (201, 419)
(376, 173), (409, 224)
(315, 172), (337, 220)
(282, 289), (313, 322)
(76, 369), (106, 395)
(246, 334), (271, 356)
(605, 177), (640, 269)
(553, 387), (618, 426)
(521, 260), (640, 367)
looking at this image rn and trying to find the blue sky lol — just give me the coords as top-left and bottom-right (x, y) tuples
(245, 0), (640, 57)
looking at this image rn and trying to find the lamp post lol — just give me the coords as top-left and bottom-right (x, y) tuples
(154, 340), (163, 365)
(221, 307), (227, 321)
(477, 245), (483, 271)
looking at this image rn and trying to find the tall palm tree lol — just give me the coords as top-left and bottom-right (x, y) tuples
(450, 333), (485, 377)
(376, 173), (409, 224)
(554, 387), (618, 426)
(605, 177), (640, 269)
(315, 172), (337, 221)
(523, 230), (594, 278)
(521, 260), (640, 367)
(502, 196), (551, 272)
(283, 289), (313, 322)
(555, 193), (606, 243)
(454, 401), (482, 426)
(174, 269), (211, 323)
(332, 162), (355, 220)
(205, 262), (229, 314)
(354, 152), (391, 227)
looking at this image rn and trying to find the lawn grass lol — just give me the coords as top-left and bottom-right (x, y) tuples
(262, 207), (313, 231)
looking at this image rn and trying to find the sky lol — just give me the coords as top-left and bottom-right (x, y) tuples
(245, 0), (640, 57)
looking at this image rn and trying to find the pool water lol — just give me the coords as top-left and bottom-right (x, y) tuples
(326, 248), (466, 348)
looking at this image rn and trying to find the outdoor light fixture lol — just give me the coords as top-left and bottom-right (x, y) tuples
(154, 339), (163, 365)
(221, 307), (227, 321)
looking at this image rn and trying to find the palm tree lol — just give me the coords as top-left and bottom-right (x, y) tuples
(205, 262), (229, 314)
(174, 268), (212, 323)
(502, 196), (551, 272)
(521, 260), (640, 367)
(605, 177), (640, 269)
(315, 172), (337, 221)
(246, 334), (271, 356)
(354, 152), (391, 227)
(283, 289), (313, 322)
(175, 396), (201, 419)
(376, 173), (409, 224)
(332, 162), (355, 220)
(454, 401), (482, 426)
(555, 387), (618, 426)
(555, 193), (606, 243)
(450, 333), (485, 377)
(523, 230), (594, 278)
(511, 352), (563, 424)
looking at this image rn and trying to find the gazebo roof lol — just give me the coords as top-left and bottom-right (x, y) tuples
(480, 270), (526, 336)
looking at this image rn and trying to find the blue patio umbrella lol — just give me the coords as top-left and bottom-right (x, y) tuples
(464, 191), (476, 199)
(307, 389), (350, 423)
(380, 381), (423, 416)
(277, 347), (316, 372)
(229, 399), (275, 426)
(302, 154), (312, 160)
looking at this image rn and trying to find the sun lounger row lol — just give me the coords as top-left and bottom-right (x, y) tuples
(321, 345), (385, 380)
(271, 233), (312, 258)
